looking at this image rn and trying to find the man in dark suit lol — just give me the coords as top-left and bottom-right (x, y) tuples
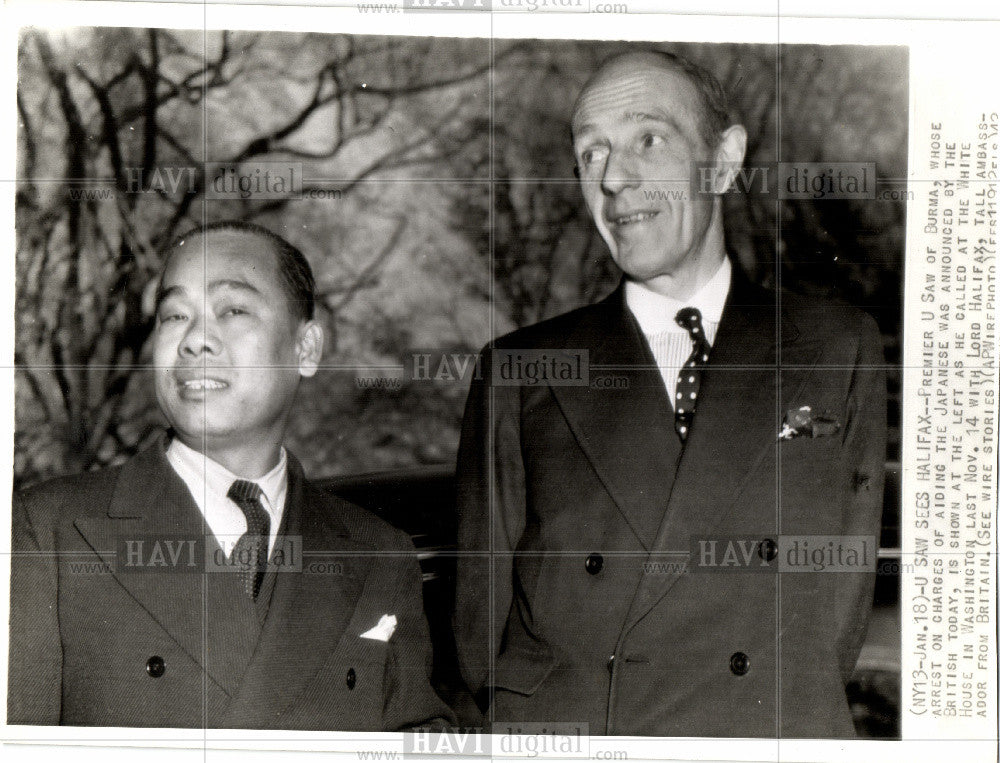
(8, 221), (454, 730)
(454, 50), (886, 737)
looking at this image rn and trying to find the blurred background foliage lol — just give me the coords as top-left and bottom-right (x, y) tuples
(14, 29), (907, 488)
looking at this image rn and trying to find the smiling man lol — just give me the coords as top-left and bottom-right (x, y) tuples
(454, 50), (887, 737)
(8, 221), (453, 730)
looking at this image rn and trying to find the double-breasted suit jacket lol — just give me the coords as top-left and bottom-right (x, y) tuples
(454, 268), (886, 738)
(8, 438), (454, 730)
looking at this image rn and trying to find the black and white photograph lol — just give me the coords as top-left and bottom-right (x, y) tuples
(2, 2), (996, 762)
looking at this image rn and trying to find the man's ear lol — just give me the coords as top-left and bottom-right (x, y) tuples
(295, 320), (324, 378)
(710, 124), (748, 194)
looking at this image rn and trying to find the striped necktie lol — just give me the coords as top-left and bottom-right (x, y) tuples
(227, 480), (271, 600)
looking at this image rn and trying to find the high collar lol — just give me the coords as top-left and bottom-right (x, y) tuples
(624, 256), (731, 335)
(167, 437), (286, 500)
(164, 437), (287, 559)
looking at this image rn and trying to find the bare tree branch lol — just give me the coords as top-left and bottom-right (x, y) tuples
(322, 217), (407, 314)
(75, 64), (130, 197)
(140, 29), (161, 181)
(15, 92), (39, 211)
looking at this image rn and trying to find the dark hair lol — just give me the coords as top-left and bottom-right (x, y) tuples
(165, 220), (315, 321)
(580, 49), (734, 148)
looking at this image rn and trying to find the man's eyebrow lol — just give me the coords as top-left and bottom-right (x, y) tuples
(572, 111), (683, 141)
(627, 111), (682, 130)
(154, 279), (263, 311)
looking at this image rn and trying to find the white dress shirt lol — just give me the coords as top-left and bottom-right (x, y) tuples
(624, 257), (732, 408)
(166, 438), (287, 559)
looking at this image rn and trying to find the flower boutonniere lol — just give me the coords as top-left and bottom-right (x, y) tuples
(779, 405), (840, 440)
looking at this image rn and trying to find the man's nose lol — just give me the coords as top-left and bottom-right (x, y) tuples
(178, 315), (221, 357)
(600, 149), (640, 196)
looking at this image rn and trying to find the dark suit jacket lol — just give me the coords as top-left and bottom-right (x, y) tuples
(454, 270), (886, 738)
(8, 437), (454, 730)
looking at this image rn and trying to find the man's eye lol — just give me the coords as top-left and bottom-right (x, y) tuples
(639, 133), (666, 149)
(579, 146), (609, 165)
(159, 312), (187, 324)
(221, 306), (248, 317)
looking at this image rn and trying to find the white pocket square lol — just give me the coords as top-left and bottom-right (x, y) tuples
(360, 614), (397, 642)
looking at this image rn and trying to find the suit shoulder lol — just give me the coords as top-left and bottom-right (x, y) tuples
(14, 464), (121, 521)
(308, 485), (416, 552)
(488, 300), (608, 351)
(780, 290), (880, 343)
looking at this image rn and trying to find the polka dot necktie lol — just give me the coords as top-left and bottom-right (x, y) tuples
(674, 307), (711, 441)
(228, 480), (271, 600)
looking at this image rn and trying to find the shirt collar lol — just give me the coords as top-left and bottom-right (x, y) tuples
(166, 436), (287, 511)
(625, 256), (731, 335)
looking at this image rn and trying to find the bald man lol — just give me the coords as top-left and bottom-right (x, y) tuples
(453, 51), (886, 738)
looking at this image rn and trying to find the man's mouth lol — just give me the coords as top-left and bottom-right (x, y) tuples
(180, 378), (229, 391)
(608, 210), (659, 226)
(173, 371), (230, 392)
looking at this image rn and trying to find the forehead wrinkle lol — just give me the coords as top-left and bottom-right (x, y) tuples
(208, 278), (263, 296)
(573, 67), (702, 136)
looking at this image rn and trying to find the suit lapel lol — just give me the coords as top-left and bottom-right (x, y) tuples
(222, 455), (371, 727)
(547, 287), (681, 549)
(73, 438), (229, 692)
(623, 274), (824, 629)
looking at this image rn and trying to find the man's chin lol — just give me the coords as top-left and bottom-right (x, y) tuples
(615, 257), (669, 284)
(164, 417), (240, 447)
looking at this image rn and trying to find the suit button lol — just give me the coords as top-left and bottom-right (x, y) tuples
(146, 656), (165, 678)
(585, 553), (604, 575)
(729, 652), (750, 676)
(757, 538), (778, 562)
(346, 668), (356, 690)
